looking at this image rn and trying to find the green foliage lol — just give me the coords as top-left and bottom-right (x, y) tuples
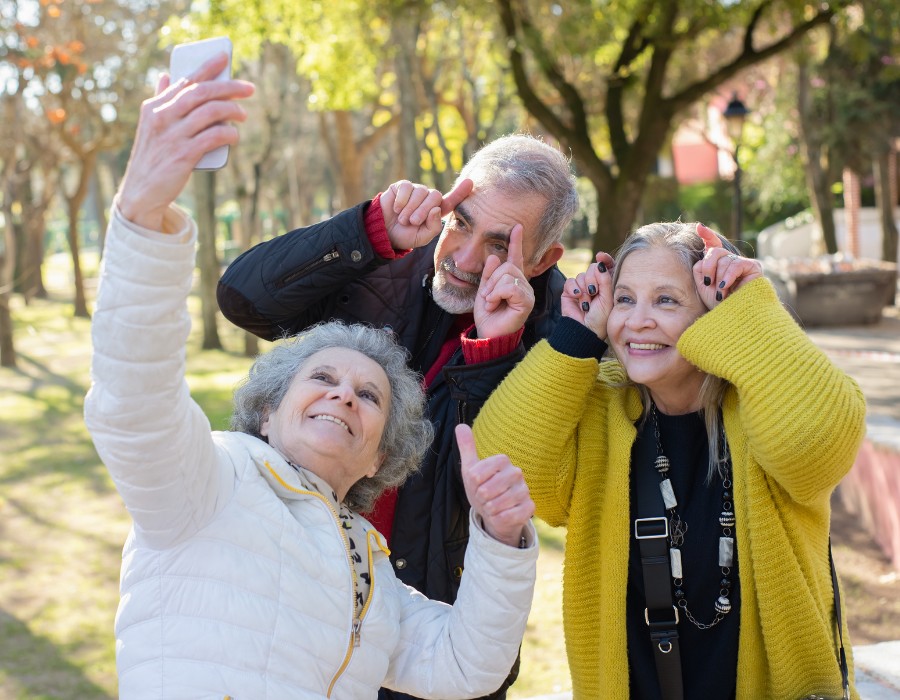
(640, 175), (682, 226)
(676, 180), (733, 236)
(810, 1), (900, 168)
(741, 84), (810, 219)
(163, 0), (390, 110)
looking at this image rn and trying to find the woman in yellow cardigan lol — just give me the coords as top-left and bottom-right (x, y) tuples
(473, 221), (866, 699)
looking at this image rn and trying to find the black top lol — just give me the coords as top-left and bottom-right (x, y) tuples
(627, 410), (740, 700)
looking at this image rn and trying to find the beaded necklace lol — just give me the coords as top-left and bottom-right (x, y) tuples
(650, 404), (734, 629)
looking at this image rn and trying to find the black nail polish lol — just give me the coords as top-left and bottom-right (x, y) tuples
(588, 285), (597, 295)
(715, 291), (723, 302)
(598, 262), (607, 273)
(573, 288), (580, 295)
(581, 301), (590, 312)
(719, 280), (726, 289)
(703, 276), (711, 286)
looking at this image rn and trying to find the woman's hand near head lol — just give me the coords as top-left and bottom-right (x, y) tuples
(456, 424), (535, 548)
(560, 251), (615, 341)
(693, 223), (764, 310)
(117, 53), (255, 231)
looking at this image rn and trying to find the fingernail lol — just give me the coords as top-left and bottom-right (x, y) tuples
(581, 301), (590, 312)
(718, 280), (726, 289)
(588, 285), (597, 295)
(703, 276), (711, 286)
(716, 291), (723, 302)
(598, 262), (607, 273)
(573, 288), (580, 295)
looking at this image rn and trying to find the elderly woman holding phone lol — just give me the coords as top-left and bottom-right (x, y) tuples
(473, 221), (866, 699)
(85, 52), (538, 699)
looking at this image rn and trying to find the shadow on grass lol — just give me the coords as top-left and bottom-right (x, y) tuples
(0, 610), (113, 700)
(2, 496), (125, 557)
(14, 352), (88, 403)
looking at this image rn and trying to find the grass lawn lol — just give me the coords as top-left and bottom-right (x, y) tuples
(0, 252), (575, 699)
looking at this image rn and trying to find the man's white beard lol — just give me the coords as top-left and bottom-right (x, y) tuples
(432, 257), (479, 314)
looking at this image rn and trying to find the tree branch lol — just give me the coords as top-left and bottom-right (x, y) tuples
(495, 0), (612, 190)
(669, 3), (837, 114)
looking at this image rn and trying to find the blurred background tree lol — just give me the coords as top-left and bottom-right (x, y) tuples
(1, 0), (897, 364)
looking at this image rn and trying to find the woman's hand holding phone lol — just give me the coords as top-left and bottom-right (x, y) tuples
(116, 38), (254, 231)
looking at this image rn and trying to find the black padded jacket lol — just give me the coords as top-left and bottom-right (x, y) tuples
(217, 200), (565, 698)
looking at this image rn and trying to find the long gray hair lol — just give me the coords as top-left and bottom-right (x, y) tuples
(231, 321), (434, 511)
(457, 133), (579, 261)
(612, 221), (740, 479)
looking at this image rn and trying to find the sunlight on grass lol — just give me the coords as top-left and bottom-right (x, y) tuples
(509, 518), (571, 699)
(557, 247), (594, 279)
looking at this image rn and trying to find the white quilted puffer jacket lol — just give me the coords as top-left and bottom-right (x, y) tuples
(84, 204), (538, 700)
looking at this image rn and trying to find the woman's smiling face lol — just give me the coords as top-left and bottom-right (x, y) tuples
(260, 347), (390, 499)
(607, 246), (708, 413)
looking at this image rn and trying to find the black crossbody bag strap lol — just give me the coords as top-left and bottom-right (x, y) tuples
(635, 455), (684, 700)
(830, 538), (851, 700)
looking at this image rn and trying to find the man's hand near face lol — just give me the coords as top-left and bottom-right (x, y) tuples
(473, 225), (536, 339)
(380, 178), (473, 251)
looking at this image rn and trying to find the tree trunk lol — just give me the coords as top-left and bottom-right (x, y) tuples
(797, 59), (837, 255)
(391, 13), (423, 184)
(587, 167), (650, 253)
(0, 206), (16, 368)
(874, 145), (899, 266)
(91, 161), (110, 257)
(20, 173), (52, 302)
(333, 111), (366, 206)
(63, 149), (98, 318)
(24, 216), (47, 302)
(66, 198), (90, 318)
(194, 171), (222, 351)
(843, 168), (861, 258)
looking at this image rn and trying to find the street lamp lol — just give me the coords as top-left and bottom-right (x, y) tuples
(722, 92), (750, 244)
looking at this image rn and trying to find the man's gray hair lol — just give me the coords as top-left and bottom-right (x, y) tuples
(456, 133), (578, 261)
(231, 321), (434, 512)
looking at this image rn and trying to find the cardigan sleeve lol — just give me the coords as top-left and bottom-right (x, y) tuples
(677, 277), (866, 505)
(84, 203), (234, 549)
(472, 325), (604, 527)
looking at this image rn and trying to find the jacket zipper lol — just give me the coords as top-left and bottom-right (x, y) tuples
(326, 514), (360, 698)
(262, 463), (361, 698)
(327, 531), (389, 693)
(277, 248), (341, 288)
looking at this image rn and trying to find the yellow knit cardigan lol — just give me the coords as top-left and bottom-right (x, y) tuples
(473, 278), (866, 699)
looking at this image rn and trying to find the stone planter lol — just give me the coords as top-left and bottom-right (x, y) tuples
(764, 258), (898, 327)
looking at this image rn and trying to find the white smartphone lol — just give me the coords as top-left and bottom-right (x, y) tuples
(169, 36), (233, 171)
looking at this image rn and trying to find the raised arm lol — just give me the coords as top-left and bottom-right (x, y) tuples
(84, 55), (254, 548)
(678, 277), (866, 505)
(216, 179), (472, 340)
(383, 426), (537, 698)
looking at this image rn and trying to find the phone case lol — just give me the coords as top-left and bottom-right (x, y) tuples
(169, 37), (233, 170)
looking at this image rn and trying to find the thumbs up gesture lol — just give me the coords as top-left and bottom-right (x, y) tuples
(456, 424), (535, 548)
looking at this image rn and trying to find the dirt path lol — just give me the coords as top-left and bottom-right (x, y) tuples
(830, 491), (900, 646)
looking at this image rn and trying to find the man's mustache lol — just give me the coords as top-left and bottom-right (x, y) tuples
(439, 257), (481, 285)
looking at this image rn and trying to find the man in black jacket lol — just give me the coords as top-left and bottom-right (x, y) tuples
(217, 134), (578, 699)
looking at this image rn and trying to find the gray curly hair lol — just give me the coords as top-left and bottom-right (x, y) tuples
(613, 221), (740, 480)
(457, 133), (579, 261)
(231, 321), (434, 512)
